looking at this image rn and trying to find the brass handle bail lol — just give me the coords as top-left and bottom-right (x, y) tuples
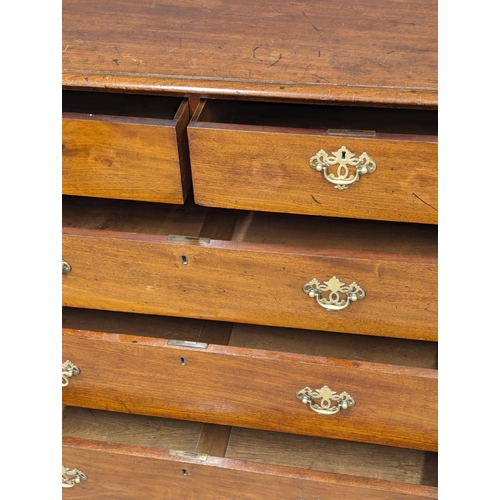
(309, 146), (376, 189)
(303, 276), (365, 311)
(62, 259), (71, 273)
(297, 386), (355, 415)
(62, 466), (87, 488)
(62, 360), (80, 387)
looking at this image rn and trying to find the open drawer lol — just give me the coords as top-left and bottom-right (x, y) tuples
(62, 196), (437, 340)
(62, 91), (191, 203)
(188, 100), (438, 224)
(62, 407), (437, 499)
(62, 307), (437, 451)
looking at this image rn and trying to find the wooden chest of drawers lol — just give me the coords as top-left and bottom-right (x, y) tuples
(62, 0), (438, 497)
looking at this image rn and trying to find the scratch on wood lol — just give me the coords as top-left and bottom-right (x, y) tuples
(62, 45), (70, 53)
(269, 53), (282, 67)
(302, 63), (311, 79)
(121, 53), (143, 64)
(302, 10), (324, 32)
(311, 194), (321, 204)
(412, 193), (437, 212)
(252, 46), (259, 58)
(312, 73), (330, 83)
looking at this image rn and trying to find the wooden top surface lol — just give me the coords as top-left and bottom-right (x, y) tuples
(62, 0), (437, 108)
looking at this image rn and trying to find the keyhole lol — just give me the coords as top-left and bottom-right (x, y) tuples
(341, 150), (346, 160)
(182, 469), (188, 476)
(181, 255), (188, 265)
(179, 356), (186, 366)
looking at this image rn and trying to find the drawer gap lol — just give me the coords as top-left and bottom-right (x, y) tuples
(231, 210), (437, 257)
(194, 99), (437, 136)
(62, 196), (209, 237)
(228, 323), (437, 370)
(63, 90), (183, 120)
(63, 196), (437, 258)
(198, 319), (233, 346)
(63, 307), (437, 369)
(225, 426), (437, 487)
(63, 406), (202, 452)
(63, 407), (437, 488)
(63, 307), (206, 342)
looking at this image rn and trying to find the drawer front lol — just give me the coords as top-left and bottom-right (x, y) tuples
(63, 438), (437, 499)
(188, 126), (437, 224)
(62, 230), (437, 340)
(62, 329), (437, 451)
(62, 100), (190, 203)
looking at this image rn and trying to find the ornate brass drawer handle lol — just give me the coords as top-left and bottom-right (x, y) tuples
(309, 146), (376, 190)
(297, 386), (355, 415)
(62, 360), (80, 387)
(62, 259), (71, 273)
(303, 276), (365, 311)
(62, 466), (87, 488)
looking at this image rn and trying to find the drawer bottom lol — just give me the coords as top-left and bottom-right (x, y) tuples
(63, 407), (437, 499)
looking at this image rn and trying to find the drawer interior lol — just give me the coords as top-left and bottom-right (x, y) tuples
(226, 426), (437, 486)
(63, 406), (437, 487)
(63, 307), (437, 369)
(194, 99), (438, 136)
(63, 90), (183, 119)
(63, 406), (202, 452)
(62, 196), (437, 258)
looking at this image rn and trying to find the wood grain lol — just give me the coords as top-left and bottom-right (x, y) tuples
(196, 424), (231, 458)
(62, 227), (437, 340)
(62, 436), (438, 499)
(62, 99), (190, 203)
(62, 0), (437, 107)
(188, 121), (437, 224)
(62, 328), (437, 450)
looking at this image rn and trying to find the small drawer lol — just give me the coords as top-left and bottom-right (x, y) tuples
(62, 307), (437, 451)
(188, 100), (437, 224)
(62, 91), (191, 203)
(62, 197), (437, 340)
(62, 407), (437, 498)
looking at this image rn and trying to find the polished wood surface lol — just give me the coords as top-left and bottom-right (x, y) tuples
(62, 0), (437, 107)
(62, 210), (437, 340)
(62, 440), (437, 499)
(63, 326), (437, 450)
(62, 0), (438, 494)
(62, 326), (437, 450)
(63, 96), (191, 203)
(189, 101), (437, 224)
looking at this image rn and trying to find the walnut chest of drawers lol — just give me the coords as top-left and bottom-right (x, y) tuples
(62, 0), (438, 498)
